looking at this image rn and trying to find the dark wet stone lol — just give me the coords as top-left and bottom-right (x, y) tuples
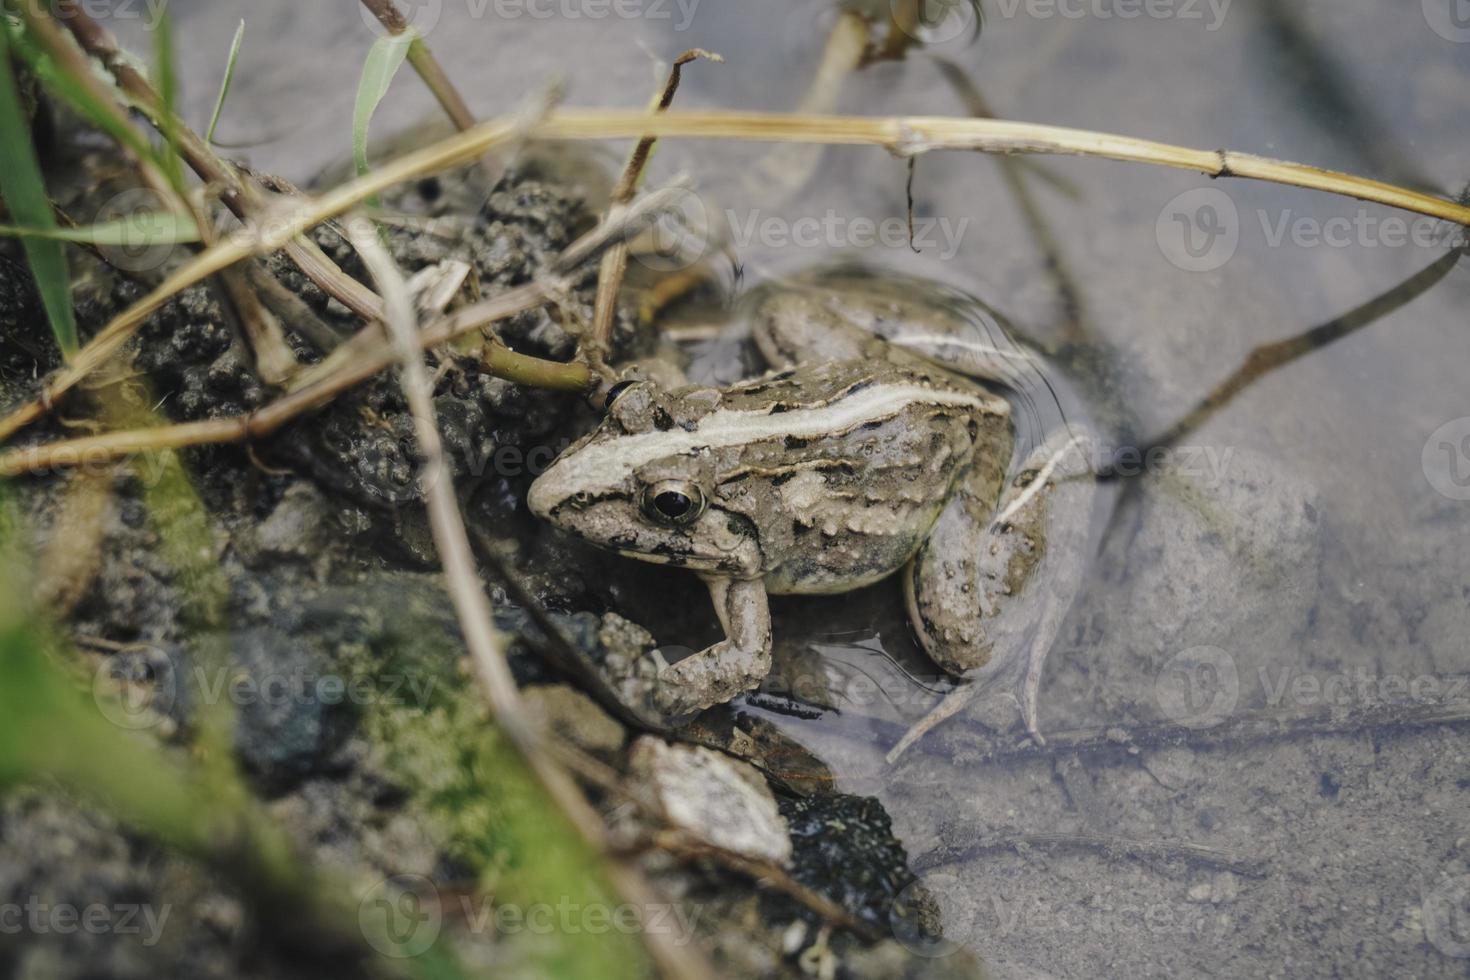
(775, 793), (917, 931)
(230, 627), (347, 792)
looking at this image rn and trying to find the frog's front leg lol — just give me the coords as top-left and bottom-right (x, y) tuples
(654, 575), (772, 722)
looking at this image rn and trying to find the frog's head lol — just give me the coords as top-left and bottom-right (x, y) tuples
(528, 381), (762, 577)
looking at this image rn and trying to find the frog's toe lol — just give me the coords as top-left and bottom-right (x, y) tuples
(654, 641), (772, 723)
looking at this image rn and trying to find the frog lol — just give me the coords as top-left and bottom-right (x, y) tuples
(528, 267), (1100, 741)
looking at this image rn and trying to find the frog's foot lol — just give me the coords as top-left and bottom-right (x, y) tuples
(896, 429), (1101, 761)
(654, 577), (772, 724)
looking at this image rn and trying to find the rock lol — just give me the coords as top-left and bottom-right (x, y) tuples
(629, 736), (791, 866)
(1046, 447), (1325, 730)
(247, 483), (332, 564)
(230, 627), (346, 791)
(777, 793), (916, 932)
(1142, 746), (1200, 789)
(522, 684), (626, 761)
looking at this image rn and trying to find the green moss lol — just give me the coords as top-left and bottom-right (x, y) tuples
(343, 603), (651, 979)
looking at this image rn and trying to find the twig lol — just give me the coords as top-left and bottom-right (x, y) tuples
(358, 0), (478, 133)
(932, 56), (1091, 345)
(649, 831), (883, 942)
(11, 2), (189, 215)
(915, 832), (1267, 879)
(590, 50), (720, 348)
(52, 0), (384, 322)
(215, 266), (297, 384)
(5, 106), (1468, 444)
(1120, 247), (1465, 465)
(555, 179), (698, 275)
(345, 218), (717, 980)
(21, 3), (303, 378)
(0, 283), (587, 477)
(540, 741), (876, 940)
(0, 178), (680, 477)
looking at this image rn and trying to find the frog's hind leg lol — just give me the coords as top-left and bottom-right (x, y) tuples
(892, 429), (1100, 761)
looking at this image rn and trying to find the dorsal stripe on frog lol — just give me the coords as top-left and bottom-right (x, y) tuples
(541, 379), (997, 504)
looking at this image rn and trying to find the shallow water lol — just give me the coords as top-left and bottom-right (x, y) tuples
(131, 1), (1470, 975)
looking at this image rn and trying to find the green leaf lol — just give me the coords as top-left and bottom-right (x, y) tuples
(152, 9), (185, 192)
(353, 29), (416, 203)
(204, 19), (245, 145)
(0, 213), (202, 247)
(0, 23), (77, 356)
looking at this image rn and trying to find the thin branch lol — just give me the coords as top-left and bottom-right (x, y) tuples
(215, 267), (297, 384)
(358, 0), (478, 133)
(52, 0), (384, 321)
(0, 283), (587, 477)
(648, 831), (883, 942)
(1123, 247), (1465, 463)
(590, 49), (721, 348)
(11, 2), (189, 214)
(345, 217), (717, 980)
(915, 832), (1268, 879)
(0, 177), (684, 476)
(20, 3), (303, 378)
(5, 106), (1468, 444)
(932, 56), (1091, 345)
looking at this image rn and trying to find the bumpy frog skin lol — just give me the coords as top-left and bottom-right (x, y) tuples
(529, 269), (1098, 735)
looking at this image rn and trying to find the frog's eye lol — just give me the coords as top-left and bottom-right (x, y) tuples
(640, 481), (706, 527)
(603, 380), (639, 412)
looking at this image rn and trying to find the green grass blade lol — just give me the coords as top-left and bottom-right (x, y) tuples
(1, 16), (163, 179)
(152, 10), (185, 192)
(0, 213), (202, 246)
(0, 24), (77, 356)
(353, 29), (416, 205)
(204, 19), (245, 146)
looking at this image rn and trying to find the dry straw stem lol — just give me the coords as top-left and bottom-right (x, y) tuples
(0, 280), (590, 477)
(50, 0), (384, 322)
(5, 106), (1469, 445)
(19, 2), (299, 377)
(12, 3), (189, 215)
(0, 179), (687, 475)
(347, 221), (717, 980)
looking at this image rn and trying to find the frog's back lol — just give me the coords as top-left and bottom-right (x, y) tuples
(709, 361), (1009, 595)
